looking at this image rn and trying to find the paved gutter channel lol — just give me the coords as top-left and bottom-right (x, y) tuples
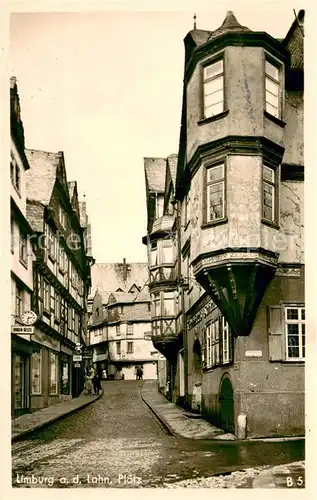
(12, 391), (103, 443)
(139, 385), (173, 436)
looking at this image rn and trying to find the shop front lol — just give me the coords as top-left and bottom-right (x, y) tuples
(11, 334), (40, 418)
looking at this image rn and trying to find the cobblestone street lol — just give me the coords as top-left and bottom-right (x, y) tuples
(11, 381), (305, 488)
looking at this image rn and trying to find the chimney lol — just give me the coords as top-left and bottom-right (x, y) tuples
(123, 258), (127, 281)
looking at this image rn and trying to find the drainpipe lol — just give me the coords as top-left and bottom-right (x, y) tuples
(176, 200), (188, 404)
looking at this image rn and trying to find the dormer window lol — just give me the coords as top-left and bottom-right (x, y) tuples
(59, 205), (67, 229)
(203, 58), (224, 118)
(265, 58), (282, 119)
(155, 194), (164, 219)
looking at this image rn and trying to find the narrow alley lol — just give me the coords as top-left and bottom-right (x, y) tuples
(12, 381), (305, 488)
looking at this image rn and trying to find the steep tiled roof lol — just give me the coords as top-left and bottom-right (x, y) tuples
(26, 201), (45, 233)
(167, 154), (178, 187)
(144, 157), (166, 192)
(68, 181), (76, 201)
(208, 11), (251, 41)
(25, 149), (60, 205)
(91, 262), (149, 301)
(108, 289), (150, 305)
(78, 201), (88, 228)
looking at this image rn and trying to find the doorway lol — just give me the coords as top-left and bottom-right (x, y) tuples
(219, 377), (235, 433)
(13, 353), (29, 417)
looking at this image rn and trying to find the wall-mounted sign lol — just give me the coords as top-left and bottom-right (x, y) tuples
(12, 326), (34, 334)
(73, 355), (82, 362)
(74, 362), (81, 368)
(245, 350), (263, 358)
(144, 331), (152, 340)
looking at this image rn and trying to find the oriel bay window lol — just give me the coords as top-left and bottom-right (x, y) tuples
(205, 163), (225, 223)
(262, 164), (278, 224)
(150, 238), (174, 267)
(203, 58), (224, 118)
(265, 58), (282, 119)
(152, 291), (176, 317)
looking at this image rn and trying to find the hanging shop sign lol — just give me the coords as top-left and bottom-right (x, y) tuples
(73, 355), (82, 362)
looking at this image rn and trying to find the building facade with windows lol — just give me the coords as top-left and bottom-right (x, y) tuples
(10, 77), (39, 418)
(144, 11), (304, 438)
(88, 260), (158, 380)
(24, 149), (93, 410)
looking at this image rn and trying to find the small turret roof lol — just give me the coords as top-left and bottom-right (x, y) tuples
(208, 11), (251, 41)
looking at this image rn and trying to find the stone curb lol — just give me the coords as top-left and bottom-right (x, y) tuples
(11, 391), (103, 443)
(140, 391), (176, 437)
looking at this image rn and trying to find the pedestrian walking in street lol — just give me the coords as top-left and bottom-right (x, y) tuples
(136, 365), (143, 380)
(92, 374), (102, 395)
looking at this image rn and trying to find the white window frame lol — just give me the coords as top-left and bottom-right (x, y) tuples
(206, 164), (225, 223)
(265, 58), (282, 119)
(127, 323), (134, 336)
(43, 280), (50, 312)
(127, 341), (134, 354)
(222, 316), (230, 364)
(19, 231), (28, 267)
(285, 306), (305, 361)
(206, 323), (212, 368)
(203, 58), (224, 119)
(263, 164), (277, 223)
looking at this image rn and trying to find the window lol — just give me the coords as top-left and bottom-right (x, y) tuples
(11, 221), (14, 253)
(95, 307), (99, 318)
(203, 58), (224, 118)
(74, 311), (79, 335)
(44, 280), (50, 312)
(47, 226), (56, 261)
(205, 315), (232, 368)
(31, 352), (41, 394)
(59, 205), (67, 228)
(155, 194), (164, 219)
(49, 351), (58, 394)
(127, 324), (134, 336)
(222, 317), (230, 364)
(15, 284), (23, 317)
(50, 286), (55, 312)
(58, 246), (67, 273)
(116, 341), (121, 355)
(285, 307), (305, 361)
(127, 341), (134, 354)
(263, 165), (278, 223)
(150, 241), (158, 266)
(152, 293), (160, 317)
(265, 59), (281, 118)
(161, 239), (173, 264)
(116, 324), (121, 336)
(185, 192), (191, 226)
(120, 305), (124, 314)
(11, 155), (21, 194)
(61, 361), (69, 395)
(55, 291), (61, 321)
(206, 164), (225, 222)
(163, 291), (175, 316)
(19, 232), (28, 266)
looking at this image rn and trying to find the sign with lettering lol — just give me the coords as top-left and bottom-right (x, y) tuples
(12, 326), (34, 334)
(73, 355), (82, 362)
(245, 350), (263, 358)
(74, 362), (81, 368)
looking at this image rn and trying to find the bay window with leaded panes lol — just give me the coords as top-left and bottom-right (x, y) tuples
(205, 163), (226, 223)
(203, 58), (224, 118)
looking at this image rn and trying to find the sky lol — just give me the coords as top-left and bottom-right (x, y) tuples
(9, 2), (297, 264)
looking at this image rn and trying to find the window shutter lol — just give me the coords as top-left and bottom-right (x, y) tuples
(267, 306), (284, 361)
